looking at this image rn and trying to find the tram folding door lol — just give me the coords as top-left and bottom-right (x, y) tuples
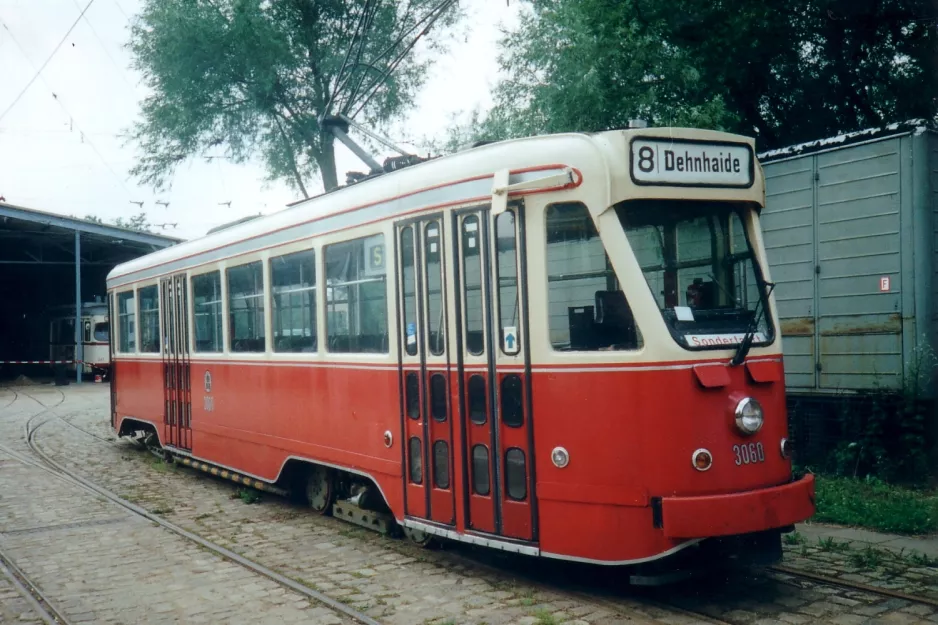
(396, 206), (536, 543)
(160, 274), (192, 450)
(397, 215), (456, 526)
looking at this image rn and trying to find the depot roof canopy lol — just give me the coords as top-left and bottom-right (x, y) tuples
(0, 201), (181, 267)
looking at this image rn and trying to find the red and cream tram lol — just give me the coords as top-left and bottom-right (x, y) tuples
(107, 127), (815, 572)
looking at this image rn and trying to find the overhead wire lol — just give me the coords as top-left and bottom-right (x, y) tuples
(0, 11), (136, 199)
(68, 0), (139, 94)
(322, 0), (374, 120)
(337, 0), (383, 112)
(0, 0), (96, 125)
(348, 0), (458, 119)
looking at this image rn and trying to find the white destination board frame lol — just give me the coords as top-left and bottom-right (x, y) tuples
(629, 137), (755, 188)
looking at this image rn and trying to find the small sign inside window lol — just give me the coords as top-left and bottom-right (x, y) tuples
(674, 306), (695, 321)
(879, 276), (890, 292)
(503, 326), (519, 355)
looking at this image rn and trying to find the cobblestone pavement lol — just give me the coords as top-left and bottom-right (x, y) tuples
(778, 530), (938, 603)
(5, 382), (938, 625)
(0, 561), (46, 625)
(0, 385), (353, 625)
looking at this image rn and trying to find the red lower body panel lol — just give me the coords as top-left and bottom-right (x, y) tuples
(661, 474), (816, 539)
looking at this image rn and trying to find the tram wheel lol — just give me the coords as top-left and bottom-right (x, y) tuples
(305, 465), (335, 515)
(402, 526), (436, 548)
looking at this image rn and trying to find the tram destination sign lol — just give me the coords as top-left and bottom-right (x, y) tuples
(630, 138), (754, 188)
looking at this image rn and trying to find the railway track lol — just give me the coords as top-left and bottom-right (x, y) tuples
(0, 543), (70, 625)
(12, 389), (938, 625)
(769, 564), (938, 608)
(2, 390), (382, 625)
(19, 391), (737, 625)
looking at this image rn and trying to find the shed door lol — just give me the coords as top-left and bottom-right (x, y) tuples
(762, 157), (818, 389)
(764, 137), (906, 391)
(815, 139), (903, 390)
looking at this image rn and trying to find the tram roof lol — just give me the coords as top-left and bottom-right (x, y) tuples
(106, 127), (758, 289)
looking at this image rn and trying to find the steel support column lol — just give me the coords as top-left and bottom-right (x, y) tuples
(75, 230), (82, 384)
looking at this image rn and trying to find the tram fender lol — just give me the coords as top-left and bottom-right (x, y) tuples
(659, 474), (815, 539)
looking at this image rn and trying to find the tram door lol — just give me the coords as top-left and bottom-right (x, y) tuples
(397, 207), (536, 541)
(453, 205), (535, 542)
(160, 274), (192, 450)
(397, 215), (456, 525)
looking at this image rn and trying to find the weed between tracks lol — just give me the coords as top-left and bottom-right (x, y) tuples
(785, 531), (938, 573)
(232, 487), (262, 504)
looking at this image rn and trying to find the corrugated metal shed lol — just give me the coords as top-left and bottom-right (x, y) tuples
(760, 122), (937, 394)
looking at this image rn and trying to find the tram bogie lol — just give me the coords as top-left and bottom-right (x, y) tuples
(108, 127), (815, 572)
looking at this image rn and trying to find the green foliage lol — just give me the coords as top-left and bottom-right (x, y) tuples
(822, 343), (936, 484)
(813, 475), (938, 535)
(129, 0), (460, 193)
(816, 536), (850, 553)
(783, 531), (804, 545)
(235, 487), (262, 504)
(532, 610), (560, 625)
(69, 212), (154, 233)
(454, 0), (937, 149)
(849, 545), (887, 569)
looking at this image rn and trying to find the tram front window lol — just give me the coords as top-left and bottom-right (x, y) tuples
(617, 200), (774, 350)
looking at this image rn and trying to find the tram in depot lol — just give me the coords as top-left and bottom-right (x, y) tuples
(107, 126), (815, 576)
(49, 301), (110, 376)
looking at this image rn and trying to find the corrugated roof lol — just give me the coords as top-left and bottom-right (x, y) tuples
(758, 119), (934, 161)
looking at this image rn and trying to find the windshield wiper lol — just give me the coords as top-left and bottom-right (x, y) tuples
(730, 280), (776, 366)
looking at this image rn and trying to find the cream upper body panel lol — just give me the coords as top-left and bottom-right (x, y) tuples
(107, 127), (779, 365)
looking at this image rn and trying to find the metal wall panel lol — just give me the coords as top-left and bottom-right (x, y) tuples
(762, 158), (817, 389)
(815, 139), (904, 390)
(930, 134), (938, 363)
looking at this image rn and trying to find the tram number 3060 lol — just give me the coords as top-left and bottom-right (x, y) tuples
(733, 442), (765, 466)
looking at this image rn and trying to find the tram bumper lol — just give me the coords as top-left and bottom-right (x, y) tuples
(660, 474), (815, 539)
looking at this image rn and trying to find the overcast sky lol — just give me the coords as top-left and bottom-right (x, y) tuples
(0, 0), (521, 239)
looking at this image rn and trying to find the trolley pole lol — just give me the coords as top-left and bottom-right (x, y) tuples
(75, 230), (82, 384)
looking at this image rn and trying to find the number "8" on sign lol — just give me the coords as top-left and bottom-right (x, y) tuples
(637, 146), (655, 173)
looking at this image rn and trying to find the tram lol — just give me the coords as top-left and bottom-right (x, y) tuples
(49, 301), (110, 376)
(107, 127), (815, 574)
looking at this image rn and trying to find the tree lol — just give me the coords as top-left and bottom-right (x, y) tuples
(465, 0), (936, 150)
(129, 0), (459, 195)
(113, 212), (154, 233)
(72, 212), (154, 233)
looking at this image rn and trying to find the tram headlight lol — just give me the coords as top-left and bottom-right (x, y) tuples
(734, 397), (764, 435)
(551, 447), (570, 468)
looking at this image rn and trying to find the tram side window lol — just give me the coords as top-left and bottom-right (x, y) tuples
(138, 285), (160, 353)
(270, 249), (317, 353)
(325, 234), (388, 353)
(228, 262), (266, 353)
(545, 203), (641, 351)
(193, 271), (223, 352)
(117, 291), (136, 353)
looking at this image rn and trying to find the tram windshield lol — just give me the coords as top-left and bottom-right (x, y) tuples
(617, 201), (774, 350)
(94, 322), (109, 343)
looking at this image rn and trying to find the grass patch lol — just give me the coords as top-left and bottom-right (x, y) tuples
(849, 546), (886, 569)
(783, 531), (804, 545)
(233, 488), (262, 504)
(813, 475), (938, 535)
(532, 610), (560, 625)
(816, 536), (850, 553)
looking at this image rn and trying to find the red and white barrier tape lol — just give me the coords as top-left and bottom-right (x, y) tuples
(0, 360), (85, 364)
